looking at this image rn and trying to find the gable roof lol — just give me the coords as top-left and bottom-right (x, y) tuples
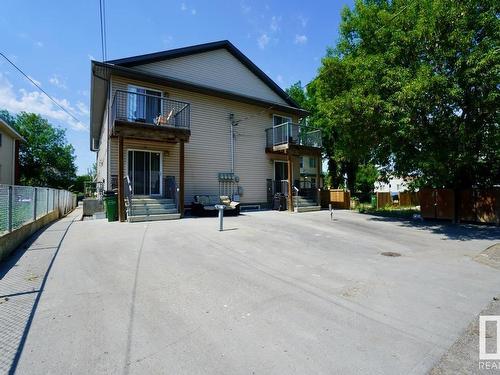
(107, 40), (300, 109)
(0, 118), (24, 141)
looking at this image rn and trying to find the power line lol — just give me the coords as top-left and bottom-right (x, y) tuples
(0, 52), (85, 125)
(99, 0), (107, 62)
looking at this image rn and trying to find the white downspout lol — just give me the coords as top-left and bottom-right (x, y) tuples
(229, 113), (235, 173)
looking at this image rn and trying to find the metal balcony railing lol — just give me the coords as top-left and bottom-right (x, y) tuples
(111, 89), (190, 130)
(265, 122), (322, 149)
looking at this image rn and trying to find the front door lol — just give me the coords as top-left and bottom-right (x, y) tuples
(127, 150), (161, 196)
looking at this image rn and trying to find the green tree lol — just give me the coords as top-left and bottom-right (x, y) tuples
(355, 163), (379, 199)
(312, 0), (500, 191)
(4, 110), (77, 189)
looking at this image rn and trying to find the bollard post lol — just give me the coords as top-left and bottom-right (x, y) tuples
(215, 204), (225, 231)
(329, 203), (333, 221)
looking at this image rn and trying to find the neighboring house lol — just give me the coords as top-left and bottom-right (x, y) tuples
(374, 176), (412, 194)
(299, 156), (319, 188)
(90, 40), (322, 221)
(0, 119), (23, 185)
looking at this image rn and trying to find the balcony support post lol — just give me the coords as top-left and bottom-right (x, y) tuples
(287, 152), (293, 212)
(179, 141), (185, 218)
(316, 154), (321, 206)
(118, 135), (125, 222)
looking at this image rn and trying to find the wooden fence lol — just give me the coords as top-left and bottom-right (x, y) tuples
(419, 188), (500, 224)
(321, 189), (351, 209)
(376, 192), (392, 209)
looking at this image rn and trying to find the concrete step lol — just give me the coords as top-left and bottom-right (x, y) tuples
(294, 205), (321, 213)
(129, 203), (176, 210)
(130, 198), (174, 204)
(129, 207), (178, 215)
(128, 213), (181, 222)
(294, 197), (319, 207)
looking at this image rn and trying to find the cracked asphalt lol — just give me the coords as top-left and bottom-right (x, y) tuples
(1, 207), (499, 374)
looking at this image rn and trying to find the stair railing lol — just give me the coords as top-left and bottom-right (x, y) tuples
(124, 175), (133, 219)
(293, 185), (300, 210)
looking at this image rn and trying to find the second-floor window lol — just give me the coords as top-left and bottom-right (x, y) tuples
(309, 157), (316, 168)
(128, 85), (162, 124)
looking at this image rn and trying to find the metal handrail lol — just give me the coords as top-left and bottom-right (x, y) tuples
(111, 89), (191, 130)
(265, 122), (322, 148)
(293, 186), (300, 209)
(124, 176), (133, 218)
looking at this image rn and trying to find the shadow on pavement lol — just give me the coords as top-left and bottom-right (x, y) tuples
(0, 213), (77, 375)
(367, 216), (500, 241)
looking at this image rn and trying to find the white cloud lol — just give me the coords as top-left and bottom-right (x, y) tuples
(77, 89), (89, 97)
(276, 74), (284, 86)
(298, 15), (308, 28)
(49, 74), (67, 89)
(0, 73), (88, 132)
(270, 16), (281, 32)
(257, 33), (270, 49)
(35, 41), (44, 48)
(88, 54), (96, 61)
(294, 34), (308, 45)
(180, 2), (196, 14)
(162, 35), (174, 46)
(76, 101), (90, 116)
(28, 76), (41, 86)
(240, 2), (251, 14)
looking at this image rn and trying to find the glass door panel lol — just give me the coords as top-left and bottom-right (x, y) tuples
(150, 152), (161, 195)
(128, 150), (162, 196)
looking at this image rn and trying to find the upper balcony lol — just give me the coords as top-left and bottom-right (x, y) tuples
(265, 122), (322, 154)
(111, 89), (191, 142)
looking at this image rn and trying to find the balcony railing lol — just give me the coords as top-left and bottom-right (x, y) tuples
(265, 122), (322, 149)
(111, 89), (190, 130)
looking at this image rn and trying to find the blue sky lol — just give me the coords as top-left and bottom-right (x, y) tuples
(0, 0), (353, 174)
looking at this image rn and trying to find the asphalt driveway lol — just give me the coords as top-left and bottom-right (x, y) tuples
(1, 208), (499, 374)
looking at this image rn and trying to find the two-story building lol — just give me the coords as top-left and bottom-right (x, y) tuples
(0, 118), (23, 185)
(90, 40), (322, 222)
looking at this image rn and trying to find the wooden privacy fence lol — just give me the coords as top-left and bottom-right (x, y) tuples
(376, 192), (392, 209)
(322, 189), (350, 209)
(419, 188), (500, 224)
(399, 192), (419, 207)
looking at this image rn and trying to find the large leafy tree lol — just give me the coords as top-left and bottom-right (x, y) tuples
(312, 0), (499, 190)
(1, 110), (77, 189)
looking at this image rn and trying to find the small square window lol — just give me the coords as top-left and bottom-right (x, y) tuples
(309, 158), (316, 168)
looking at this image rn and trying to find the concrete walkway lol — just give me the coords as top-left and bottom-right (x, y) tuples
(1, 209), (499, 374)
(0, 208), (81, 375)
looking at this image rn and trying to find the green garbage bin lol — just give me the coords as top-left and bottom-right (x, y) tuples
(103, 193), (118, 222)
(371, 194), (377, 209)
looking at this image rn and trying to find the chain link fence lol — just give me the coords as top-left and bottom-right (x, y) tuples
(0, 184), (76, 236)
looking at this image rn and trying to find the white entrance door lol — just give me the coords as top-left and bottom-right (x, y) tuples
(127, 150), (162, 196)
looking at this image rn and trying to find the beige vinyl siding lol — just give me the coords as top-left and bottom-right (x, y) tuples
(96, 106), (109, 188)
(110, 138), (179, 183)
(109, 75), (299, 204)
(0, 130), (15, 184)
(132, 49), (289, 106)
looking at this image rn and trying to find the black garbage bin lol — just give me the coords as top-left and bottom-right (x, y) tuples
(273, 193), (287, 211)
